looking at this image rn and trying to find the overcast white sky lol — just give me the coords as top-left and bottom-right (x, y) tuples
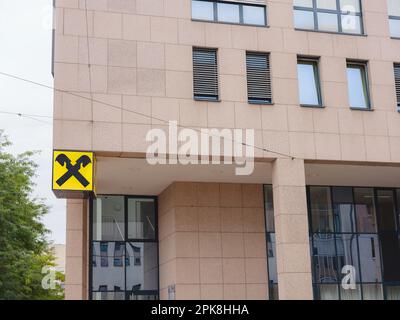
(0, 0), (66, 244)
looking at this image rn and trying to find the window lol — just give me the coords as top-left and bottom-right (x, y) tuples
(193, 48), (219, 101)
(293, 0), (363, 34)
(308, 186), (400, 300)
(264, 185), (278, 300)
(388, 0), (400, 37)
(395, 63), (400, 111)
(191, 0), (266, 26)
(297, 58), (322, 106)
(91, 196), (159, 300)
(346, 61), (370, 109)
(246, 53), (272, 104)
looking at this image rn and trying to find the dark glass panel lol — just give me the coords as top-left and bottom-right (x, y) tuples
(92, 242), (125, 292)
(264, 185), (275, 232)
(125, 242), (159, 293)
(358, 234), (382, 283)
(127, 198), (156, 240)
(309, 187), (334, 233)
(376, 190), (397, 231)
(92, 291), (125, 300)
(332, 187), (353, 203)
(333, 203), (356, 233)
(315, 284), (339, 300)
(312, 233), (338, 283)
(380, 232), (400, 282)
(336, 234), (361, 283)
(354, 188), (377, 233)
(362, 283), (383, 300)
(385, 285), (400, 300)
(93, 196), (125, 241)
(267, 233), (278, 284)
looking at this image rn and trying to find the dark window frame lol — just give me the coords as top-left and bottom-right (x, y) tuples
(246, 52), (272, 105)
(191, 0), (267, 27)
(297, 56), (323, 108)
(293, 0), (364, 35)
(307, 186), (400, 300)
(89, 195), (159, 301)
(346, 60), (372, 110)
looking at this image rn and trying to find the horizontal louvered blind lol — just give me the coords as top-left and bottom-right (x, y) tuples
(395, 64), (400, 106)
(193, 48), (219, 101)
(246, 53), (271, 103)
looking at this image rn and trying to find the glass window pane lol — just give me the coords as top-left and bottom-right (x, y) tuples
(317, 12), (339, 32)
(243, 5), (266, 26)
(347, 64), (369, 109)
(362, 283), (383, 300)
(192, 0), (214, 21)
(297, 61), (320, 105)
(340, 284), (362, 300)
(354, 188), (377, 233)
(294, 0), (313, 7)
(126, 242), (158, 297)
(341, 14), (362, 34)
(388, 0), (400, 16)
(380, 232), (400, 282)
(92, 291), (125, 300)
(332, 186), (353, 203)
(336, 234), (361, 283)
(267, 233), (278, 284)
(317, 0), (337, 10)
(385, 285), (400, 300)
(312, 234), (339, 283)
(315, 284), (339, 300)
(340, 0), (361, 13)
(128, 198), (156, 240)
(309, 187), (334, 233)
(264, 185), (275, 232)
(93, 196), (125, 241)
(358, 234), (382, 283)
(376, 190), (397, 231)
(294, 9), (315, 29)
(217, 3), (240, 23)
(389, 18), (400, 38)
(333, 204), (356, 233)
(92, 242), (125, 292)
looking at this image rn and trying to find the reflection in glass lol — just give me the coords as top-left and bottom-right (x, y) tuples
(92, 242), (125, 292)
(354, 188), (377, 233)
(388, 0), (400, 16)
(217, 3), (240, 23)
(192, 0), (214, 21)
(264, 185), (274, 232)
(390, 19), (400, 38)
(267, 233), (277, 284)
(358, 235), (382, 282)
(385, 285), (400, 300)
(312, 234), (338, 283)
(93, 196), (125, 241)
(92, 291), (125, 300)
(128, 198), (156, 240)
(315, 284), (339, 300)
(346, 63), (370, 109)
(310, 187), (334, 233)
(333, 204), (356, 233)
(126, 242), (158, 294)
(294, 0), (313, 7)
(340, 0), (361, 12)
(316, 0), (337, 10)
(294, 9), (315, 29)
(317, 12), (339, 32)
(336, 234), (360, 283)
(376, 190), (397, 231)
(362, 283), (383, 300)
(297, 60), (321, 106)
(340, 284), (362, 300)
(341, 15), (362, 34)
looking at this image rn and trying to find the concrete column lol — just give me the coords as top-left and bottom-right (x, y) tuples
(272, 158), (313, 300)
(65, 199), (89, 300)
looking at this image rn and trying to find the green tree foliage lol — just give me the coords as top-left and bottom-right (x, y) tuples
(0, 130), (64, 299)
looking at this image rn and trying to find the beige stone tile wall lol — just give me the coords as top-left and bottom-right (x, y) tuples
(65, 199), (89, 300)
(53, 0), (400, 163)
(158, 182), (268, 300)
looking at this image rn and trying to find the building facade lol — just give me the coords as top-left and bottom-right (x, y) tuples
(53, 0), (400, 300)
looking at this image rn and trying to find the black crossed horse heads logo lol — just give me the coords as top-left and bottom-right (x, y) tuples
(55, 154), (92, 188)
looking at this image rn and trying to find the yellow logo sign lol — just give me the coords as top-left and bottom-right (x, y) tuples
(52, 151), (94, 192)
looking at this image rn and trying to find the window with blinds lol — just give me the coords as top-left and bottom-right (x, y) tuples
(246, 52), (272, 104)
(193, 48), (219, 101)
(395, 64), (400, 110)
